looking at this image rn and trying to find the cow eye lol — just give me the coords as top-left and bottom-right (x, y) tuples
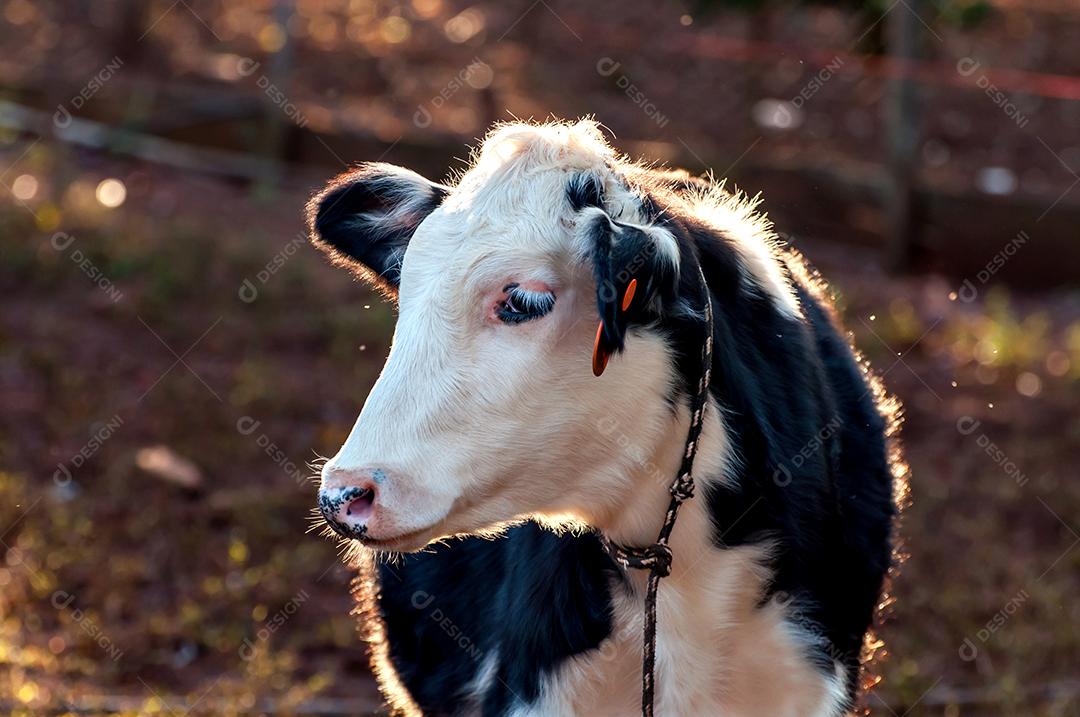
(497, 284), (555, 324)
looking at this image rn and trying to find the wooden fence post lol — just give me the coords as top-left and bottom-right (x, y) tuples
(884, 0), (924, 272)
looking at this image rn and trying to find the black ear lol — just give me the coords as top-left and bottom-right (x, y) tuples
(580, 207), (680, 360)
(305, 163), (449, 297)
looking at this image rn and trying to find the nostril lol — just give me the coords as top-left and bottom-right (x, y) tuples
(345, 487), (375, 519)
(318, 483), (377, 539)
(339, 484), (374, 504)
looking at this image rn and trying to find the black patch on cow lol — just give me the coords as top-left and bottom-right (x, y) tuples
(566, 171), (604, 211)
(565, 171), (609, 212)
(374, 523), (616, 716)
(649, 211), (894, 702)
(306, 163), (448, 296)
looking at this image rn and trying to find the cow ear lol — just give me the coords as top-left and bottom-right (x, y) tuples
(306, 163), (449, 298)
(578, 207), (680, 374)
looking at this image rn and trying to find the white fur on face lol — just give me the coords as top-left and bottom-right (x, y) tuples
(321, 121), (685, 548)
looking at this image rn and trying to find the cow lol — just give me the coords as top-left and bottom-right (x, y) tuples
(306, 119), (904, 717)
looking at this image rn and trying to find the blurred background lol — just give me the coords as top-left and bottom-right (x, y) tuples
(1, 0), (1078, 715)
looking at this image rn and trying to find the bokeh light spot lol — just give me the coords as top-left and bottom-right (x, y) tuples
(259, 22), (287, 52)
(465, 62), (494, 90)
(413, 0), (443, 18)
(1016, 372), (1042, 397)
(229, 540), (249, 564)
(35, 203), (60, 231)
(12, 174), (38, 200)
(17, 683), (37, 703)
(444, 8), (485, 43)
(1045, 350), (1069, 377)
(95, 179), (126, 208)
(381, 16), (411, 44)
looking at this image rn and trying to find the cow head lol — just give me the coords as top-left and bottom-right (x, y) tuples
(308, 121), (702, 551)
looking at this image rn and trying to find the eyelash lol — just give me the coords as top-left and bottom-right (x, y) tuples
(497, 284), (556, 324)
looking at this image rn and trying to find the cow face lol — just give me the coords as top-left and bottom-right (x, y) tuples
(308, 122), (685, 551)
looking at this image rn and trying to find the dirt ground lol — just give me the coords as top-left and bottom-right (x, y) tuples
(0, 137), (1077, 716)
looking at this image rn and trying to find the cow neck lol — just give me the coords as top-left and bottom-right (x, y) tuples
(600, 263), (715, 717)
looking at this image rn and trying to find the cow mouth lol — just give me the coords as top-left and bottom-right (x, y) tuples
(358, 523), (441, 552)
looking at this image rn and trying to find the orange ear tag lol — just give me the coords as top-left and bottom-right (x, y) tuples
(592, 322), (609, 377)
(621, 279), (638, 311)
(592, 280), (639, 377)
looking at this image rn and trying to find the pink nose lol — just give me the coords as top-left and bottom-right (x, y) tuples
(318, 466), (385, 538)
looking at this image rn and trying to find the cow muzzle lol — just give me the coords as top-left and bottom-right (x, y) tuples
(318, 484), (376, 540)
(318, 463), (450, 550)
